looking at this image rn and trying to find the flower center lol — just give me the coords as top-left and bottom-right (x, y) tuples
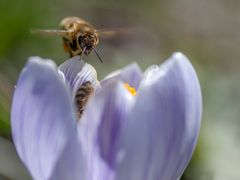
(124, 83), (137, 96)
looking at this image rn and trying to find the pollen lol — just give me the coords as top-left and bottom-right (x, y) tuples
(124, 83), (137, 96)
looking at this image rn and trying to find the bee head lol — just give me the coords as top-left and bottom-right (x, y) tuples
(78, 33), (98, 56)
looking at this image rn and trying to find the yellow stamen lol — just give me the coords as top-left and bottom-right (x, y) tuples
(124, 83), (137, 96)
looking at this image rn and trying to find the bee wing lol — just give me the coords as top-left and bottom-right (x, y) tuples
(30, 29), (69, 36)
(96, 28), (133, 38)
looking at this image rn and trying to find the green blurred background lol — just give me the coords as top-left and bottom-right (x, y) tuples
(0, 0), (240, 179)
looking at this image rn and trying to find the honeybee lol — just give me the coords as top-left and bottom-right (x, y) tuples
(32, 16), (104, 63)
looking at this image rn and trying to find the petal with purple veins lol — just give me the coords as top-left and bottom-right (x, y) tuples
(11, 57), (86, 180)
(101, 63), (142, 89)
(58, 56), (99, 98)
(116, 52), (202, 180)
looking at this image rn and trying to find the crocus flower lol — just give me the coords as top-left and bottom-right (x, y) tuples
(11, 52), (202, 180)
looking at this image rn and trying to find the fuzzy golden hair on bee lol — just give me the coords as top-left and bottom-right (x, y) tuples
(75, 81), (94, 120)
(31, 16), (103, 63)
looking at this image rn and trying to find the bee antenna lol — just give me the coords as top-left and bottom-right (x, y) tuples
(93, 47), (103, 63)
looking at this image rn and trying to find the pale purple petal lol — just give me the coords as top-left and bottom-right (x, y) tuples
(116, 52), (202, 180)
(11, 57), (86, 180)
(101, 63), (142, 89)
(57, 69), (66, 83)
(78, 81), (135, 180)
(58, 56), (99, 98)
(58, 56), (84, 88)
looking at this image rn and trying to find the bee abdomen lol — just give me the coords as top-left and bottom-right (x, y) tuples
(75, 81), (94, 120)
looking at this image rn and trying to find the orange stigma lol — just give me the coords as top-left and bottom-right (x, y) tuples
(124, 83), (137, 96)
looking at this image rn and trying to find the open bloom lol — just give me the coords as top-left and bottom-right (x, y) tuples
(11, 52), (202, 180)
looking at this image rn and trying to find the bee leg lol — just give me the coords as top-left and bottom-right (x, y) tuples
(62, 39), (73, 57)
(63, 41), (70, 53)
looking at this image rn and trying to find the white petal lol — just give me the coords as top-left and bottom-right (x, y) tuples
(58, 56), (99, 99)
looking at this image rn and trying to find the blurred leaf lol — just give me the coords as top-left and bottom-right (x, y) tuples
(0, 104), (10, 138)
(0, 137), (31, 179)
